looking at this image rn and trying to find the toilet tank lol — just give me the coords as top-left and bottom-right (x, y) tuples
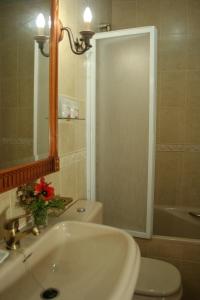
(60, 200), (103, 224)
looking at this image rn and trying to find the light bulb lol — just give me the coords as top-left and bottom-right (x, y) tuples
(36, 13), (46, 29)
(83, 7), (92, 23)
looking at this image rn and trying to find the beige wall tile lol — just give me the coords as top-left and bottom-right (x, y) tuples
(181, 152), (200, 206)
(74, 121), (86, 151)
(76, 155), (87, 200)
(58, 1), (76, 96)
(187, 71), (200, 106)
(185, 107), (200, 144)
(59, 152), (86, 201)
(136, 0), (161, 28)
(60, 158), (78, 200)
(94, 0), (112, 29)
(180, 260), (200, 300)
(1, 77), (19, 108)
(181, 242), (200, 263)
(16, 144), (34, 160)
(139, 236), (183, 259)
(19, 77), (34, 108)
(1, 108), (18, 138)
(187, 0), (200, 36)
(74, 55), (87, 102)
(160, 71), (187, 107)
(160, 0), (187, 35)
(79, 101), (86, 119)
(59, 49), (76, 98)
(17, 108), (33, 139)
(187, 36), (200, 70)
(155, 151), (183, 205)
(1, 145), (16, 162)
(158, 107), (186, 144)
(159, 35), (187, 71)
(112, 0), (137, 29)
(58, 121), (76, 156)
(18, 32), (34, 79)
(1, 38), (18, 78)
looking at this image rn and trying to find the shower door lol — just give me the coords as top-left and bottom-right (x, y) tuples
(87, 27), (157, 238)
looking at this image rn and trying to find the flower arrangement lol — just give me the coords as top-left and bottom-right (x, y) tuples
(17, 177), (65, 227)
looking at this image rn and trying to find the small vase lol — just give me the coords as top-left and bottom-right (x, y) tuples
(33, 209), (48, 229)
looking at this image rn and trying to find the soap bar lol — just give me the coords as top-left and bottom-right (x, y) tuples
(0, 249), (9, 263)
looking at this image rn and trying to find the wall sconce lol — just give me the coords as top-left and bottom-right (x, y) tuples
(34, 13), (50, 58)
(34, 7), (95, 57)
(60, 6), (95, 55)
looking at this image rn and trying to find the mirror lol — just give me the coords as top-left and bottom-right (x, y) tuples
(0, 0), (59, 193)
(0, 0), (51, 169)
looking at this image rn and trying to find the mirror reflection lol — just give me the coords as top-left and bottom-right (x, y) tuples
(0, 0), (50, 170)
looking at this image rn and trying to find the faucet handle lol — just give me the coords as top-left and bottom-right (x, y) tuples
(4, 213), (32, 231)
(4, 213), (39, 250)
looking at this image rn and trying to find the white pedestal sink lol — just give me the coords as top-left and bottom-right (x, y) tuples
(0, 221), (140, 300)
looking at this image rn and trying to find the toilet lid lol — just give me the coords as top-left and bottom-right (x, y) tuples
(135, 257), (182, 297)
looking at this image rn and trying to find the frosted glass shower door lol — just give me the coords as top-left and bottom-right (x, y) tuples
(87, 27), (157, 238)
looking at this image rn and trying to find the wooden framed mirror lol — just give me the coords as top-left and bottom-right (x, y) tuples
(0, 0), (60, 193)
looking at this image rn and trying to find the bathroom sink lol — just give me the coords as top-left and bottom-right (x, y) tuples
(0, 221), (140, 300)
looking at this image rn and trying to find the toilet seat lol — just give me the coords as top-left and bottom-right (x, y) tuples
(135, 257), (182, 298)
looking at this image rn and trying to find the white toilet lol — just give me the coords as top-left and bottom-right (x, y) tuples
(133, 257), (182, 300)
(63, 200), (182, 300)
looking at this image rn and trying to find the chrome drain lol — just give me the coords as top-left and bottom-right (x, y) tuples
(41, 288), (60, 299)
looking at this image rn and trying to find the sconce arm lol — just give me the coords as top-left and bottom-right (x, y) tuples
(38, 43), (50, 58)
(34, 35), (50, 58)
(61, 27), (92, 55)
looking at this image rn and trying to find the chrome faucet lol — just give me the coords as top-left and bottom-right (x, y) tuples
(4, 213), (39, 250)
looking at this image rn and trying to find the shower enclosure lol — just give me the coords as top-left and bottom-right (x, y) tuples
(87, 27), (157, 238)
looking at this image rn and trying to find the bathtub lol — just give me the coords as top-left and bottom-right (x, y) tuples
(153, 205), (200, 239)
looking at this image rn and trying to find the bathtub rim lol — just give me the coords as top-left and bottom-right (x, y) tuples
(153, 204), (200, 242)
(152, 234), (200, 245)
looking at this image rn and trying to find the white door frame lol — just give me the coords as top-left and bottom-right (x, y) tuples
(86, 26), (157, 238)
(33, 42), (39, 161)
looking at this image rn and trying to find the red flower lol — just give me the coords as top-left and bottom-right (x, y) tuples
(34, 177), (55, 201)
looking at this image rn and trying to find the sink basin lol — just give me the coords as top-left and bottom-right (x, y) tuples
(0, 221), (140, 300)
